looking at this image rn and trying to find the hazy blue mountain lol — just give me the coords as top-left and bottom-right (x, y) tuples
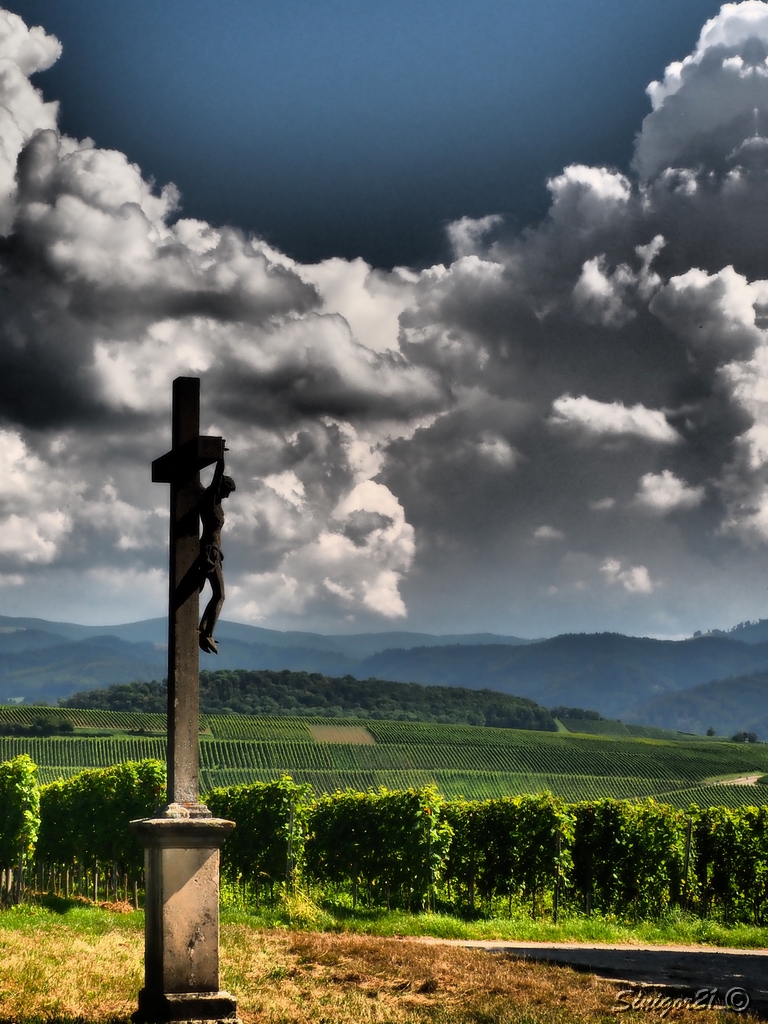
(0, 615), (535, 703)
(5, 615), (768, 723)
(355, 634), (768, 721)
(0, 635), (166, 703)
(0, 615), (534, 658)
(635, 671), (768, 737)
(0, 628), (71, 653)
(201, 638), (357, 677)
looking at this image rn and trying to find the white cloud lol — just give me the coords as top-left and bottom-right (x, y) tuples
(638, 1), (768, 179)
(573, 256), (635, 327)
(362, 570), (407, 618)
(549, 396), (679, 443)
(263, 471), (306, 508)
(547, 165), (631, 221)
(534, 525), (565, 541)
(634, 470), (705, 513)
(647, 1), (768, 110)
(235, 573), (310, 622)
(298, 257), (417, 354)
(0, 511), (70, 564)
(600, 558), (655, 594)
(476, 432), (518, 467)
(447, 214), (503, 259)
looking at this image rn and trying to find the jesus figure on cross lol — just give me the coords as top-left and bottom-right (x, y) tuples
(198, 454), (236, 654)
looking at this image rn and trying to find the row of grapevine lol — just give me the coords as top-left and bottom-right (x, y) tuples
(206, 716), (315, 741)
(0, 736), (166, 766)
(5, 709), (768, 803)
(0, 756), (38, 904)
(7, 755), (768, 922)
(0, 757), (164, 905)
(208, 783), (768, 922)
(0, 706), (168, 731)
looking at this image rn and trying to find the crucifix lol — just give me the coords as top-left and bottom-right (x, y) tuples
(150, 375), (230, 811)
(131, 377), (238, 1024)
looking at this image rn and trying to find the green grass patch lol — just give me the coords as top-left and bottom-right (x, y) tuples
(0, 900), (143, 938)
(5, 896), (768, 948)
(219, 899), (768, 948)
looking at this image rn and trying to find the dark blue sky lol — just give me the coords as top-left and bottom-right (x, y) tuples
(6, 0), (722, 268)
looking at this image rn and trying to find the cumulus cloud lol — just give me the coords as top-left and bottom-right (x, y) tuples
(634, 470), (706, 513)
(600, 558), (655, 594)
(549, 396), (679, 443)
(3, 4), (768, 636)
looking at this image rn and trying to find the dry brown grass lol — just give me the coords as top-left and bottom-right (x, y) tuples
(0, 920), (142, 1021)
(0, 917), (749, 1024)
(307, 722), (375, 744)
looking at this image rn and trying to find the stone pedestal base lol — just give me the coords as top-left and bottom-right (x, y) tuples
(134, 988), (238, 1024)
(130, 814), (237, 1024)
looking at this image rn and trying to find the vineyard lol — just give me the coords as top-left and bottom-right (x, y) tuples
(0, 706), (767, 802)
(5, 758), (768, 925)
(558, 718), (689, 739)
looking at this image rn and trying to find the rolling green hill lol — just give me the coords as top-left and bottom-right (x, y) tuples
(59, 669), (557, 730)
(2, 705), (767, 806)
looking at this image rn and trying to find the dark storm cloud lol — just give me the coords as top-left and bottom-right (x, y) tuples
(2, 4), (768, 634)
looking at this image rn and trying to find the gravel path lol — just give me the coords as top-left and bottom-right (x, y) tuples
(413, 938), (768, 1016)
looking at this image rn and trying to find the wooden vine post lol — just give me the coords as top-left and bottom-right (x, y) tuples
(130, 377), (238, 1024)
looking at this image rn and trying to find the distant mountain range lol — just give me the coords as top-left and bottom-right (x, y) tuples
(0, 615), (534, 703)
(355, 633), (768, 721)
(2, 613), (768, 736)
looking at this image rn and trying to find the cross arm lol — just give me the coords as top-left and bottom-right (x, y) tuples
(151, 436), (226, 484)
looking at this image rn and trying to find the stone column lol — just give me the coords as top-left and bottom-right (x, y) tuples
(131, 819), (236, 1024)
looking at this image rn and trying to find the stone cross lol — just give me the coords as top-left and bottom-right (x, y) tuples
(131, 377), (237, 1024)
(151, 376), (225, 812)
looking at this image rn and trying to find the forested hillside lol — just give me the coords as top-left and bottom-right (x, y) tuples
(637, 671), (768, 737)
(60, 669), (557, 730)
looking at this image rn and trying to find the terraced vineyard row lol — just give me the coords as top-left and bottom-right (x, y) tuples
(197, 736), (768, 781)
(655, 785), (768, 808)
(0, 706), (168, 731)
(0, 736), (166, 765)
(559, 719), (691, 740)
(204, 715), (316, 741)
(1, 708), (767, 802)
(197, 769), (753, 803)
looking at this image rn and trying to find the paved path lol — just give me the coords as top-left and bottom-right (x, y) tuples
(415, 938), (768, 1015)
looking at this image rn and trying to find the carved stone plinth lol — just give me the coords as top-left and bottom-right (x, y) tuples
(130, 815), (237, 1024)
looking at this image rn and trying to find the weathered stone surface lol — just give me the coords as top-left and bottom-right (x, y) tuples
(130, 817), (236, 1023)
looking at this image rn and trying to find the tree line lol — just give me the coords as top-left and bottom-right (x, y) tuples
(60, 669), (557, 731)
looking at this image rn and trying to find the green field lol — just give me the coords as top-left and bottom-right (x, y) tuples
(1, 705), (768, 803)
(557, 716), (694, 740)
